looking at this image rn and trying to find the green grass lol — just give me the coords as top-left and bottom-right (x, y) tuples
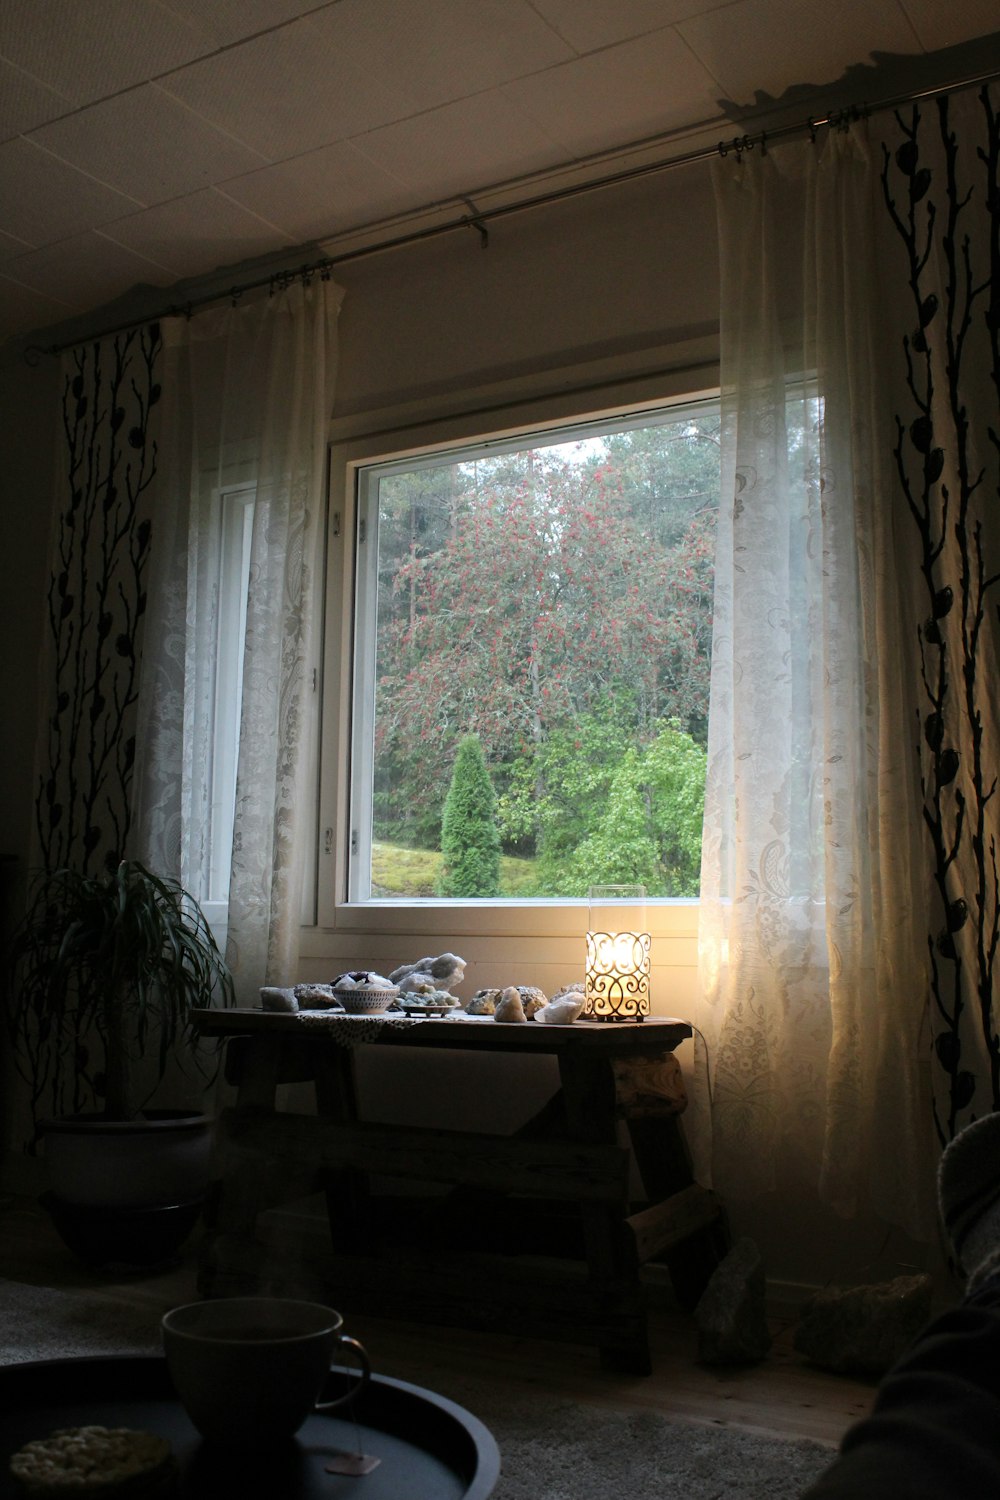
(371, 841), (537, 897)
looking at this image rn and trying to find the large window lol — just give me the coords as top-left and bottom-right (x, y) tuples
(345, 396), (720, 906)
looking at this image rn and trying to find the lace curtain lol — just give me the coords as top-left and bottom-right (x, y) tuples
(696, 128), (936, 1239)
(131, 279), (343, 1003)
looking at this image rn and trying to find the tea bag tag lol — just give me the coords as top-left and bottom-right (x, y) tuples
(326, 1451), (381, 1476)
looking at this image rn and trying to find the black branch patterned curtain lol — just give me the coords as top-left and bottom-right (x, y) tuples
(35, 324), (162, 875)
(879, 85), (1000, 1147)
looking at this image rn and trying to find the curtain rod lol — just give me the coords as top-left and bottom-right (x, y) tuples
(33, 62), (1000, 359)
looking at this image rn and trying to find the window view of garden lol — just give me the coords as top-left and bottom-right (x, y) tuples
(360, 401), (720, 900)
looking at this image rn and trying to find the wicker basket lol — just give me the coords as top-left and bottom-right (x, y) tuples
(332, 986), (398, 1015)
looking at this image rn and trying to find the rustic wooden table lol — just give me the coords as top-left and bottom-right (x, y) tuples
(191, 1008), (725, 1374)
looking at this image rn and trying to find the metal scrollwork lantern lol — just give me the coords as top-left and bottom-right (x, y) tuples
(584, 885), (650, 1022)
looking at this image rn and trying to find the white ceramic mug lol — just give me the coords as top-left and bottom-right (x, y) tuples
(162, 1297), (370, 1446)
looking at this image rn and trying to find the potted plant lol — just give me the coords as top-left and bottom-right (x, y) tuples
(6, 859), (235, 1266)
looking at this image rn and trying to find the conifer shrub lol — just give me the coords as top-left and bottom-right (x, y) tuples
(438, 734), (501, 897)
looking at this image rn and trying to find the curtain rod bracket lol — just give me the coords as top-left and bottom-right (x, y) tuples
(461, 197), (490, 249)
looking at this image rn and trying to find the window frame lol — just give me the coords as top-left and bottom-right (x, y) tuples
(314, 367), (720, 948)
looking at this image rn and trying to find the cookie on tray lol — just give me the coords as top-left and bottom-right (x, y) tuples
(9, 1425), (176, 1498)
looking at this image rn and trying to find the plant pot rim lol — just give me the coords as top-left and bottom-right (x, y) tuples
(39, 1109), (212, 1136)
(41, 1191), (206, 1219)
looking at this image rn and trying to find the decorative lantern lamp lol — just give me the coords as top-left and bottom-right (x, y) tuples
(584, 885), (650, 1022)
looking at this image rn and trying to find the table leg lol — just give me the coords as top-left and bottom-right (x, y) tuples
(558, 1051), (652, 1375)
(313, 1045), (373, 1255)
(627, 1112), (728, 1309)
(199, 1034), (359, 1297)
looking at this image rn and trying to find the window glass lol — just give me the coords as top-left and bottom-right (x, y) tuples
(349, 398), (719, 903)
(202, 484), (254, 918)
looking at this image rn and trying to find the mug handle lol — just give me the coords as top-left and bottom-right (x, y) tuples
(315, 1334), (371, 1412)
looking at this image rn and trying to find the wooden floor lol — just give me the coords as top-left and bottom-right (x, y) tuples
(0, 1192), (877, 1451)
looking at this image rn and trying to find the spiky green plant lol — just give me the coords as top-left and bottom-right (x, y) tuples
(7, 860), (233, 1129)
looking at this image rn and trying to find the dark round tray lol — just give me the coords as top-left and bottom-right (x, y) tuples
(0, 1355), (499, 1499)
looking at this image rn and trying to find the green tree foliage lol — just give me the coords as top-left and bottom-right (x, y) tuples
(438, 734), (502, 897)
(527, 717), (706, 897)
(369, 410), (720, 894)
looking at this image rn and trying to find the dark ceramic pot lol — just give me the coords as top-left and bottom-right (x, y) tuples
(41, 1192), (205, 1270)
(39, 1111), (214, 1269)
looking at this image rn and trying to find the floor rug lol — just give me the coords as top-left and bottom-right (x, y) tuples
(0, 1277), (835, 1498)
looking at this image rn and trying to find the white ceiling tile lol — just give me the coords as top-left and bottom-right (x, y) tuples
(3, 230), (175, 310)
(0, 58), (72, 140)
(29, 87), (268, 205)
(898, 0), (1000, 51)
(355, 91), (569, 196)
(156, 0), (322, 47)
(529, 0), (727, 54)
(677, 0), (921, 104)
(1, 0), (999, 345)
(102, 189), (296, 277)
(159, 19), (412, 160)
(502, 27), (722, 156)
(0, 138), (142, 246)
(0, 227), (32, 261)
(219, 140), (423, 241)
(0, 274), (74, 343)
(0, 0), (213, 105)
(312, 0), (574, 112)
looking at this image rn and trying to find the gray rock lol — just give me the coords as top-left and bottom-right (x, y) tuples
(260, 986), (298, 1012)
(388, 953), (466, 992)
(494, 987), (527, 1023)
(466, 988), (500, 1015)
(793, 1273), (934, 1376)
(394, 986), (461, 1009)
(514, 985), (547, 1017)
(695, 1236), (772, 1365)
(294, 983), (338, 1008)
(553, 983), (586, 1002)
(466, 984), (546, 1016)
(535, 994), (584, 1024)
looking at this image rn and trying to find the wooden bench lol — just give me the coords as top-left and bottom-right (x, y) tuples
(191, 1008), (726, 1373)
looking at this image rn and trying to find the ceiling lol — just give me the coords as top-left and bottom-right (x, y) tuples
(2, 0), (999, 349)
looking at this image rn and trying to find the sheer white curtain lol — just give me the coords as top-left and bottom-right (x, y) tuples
(132, 278), (343, 1003)
(696, 130), (935, 1239)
